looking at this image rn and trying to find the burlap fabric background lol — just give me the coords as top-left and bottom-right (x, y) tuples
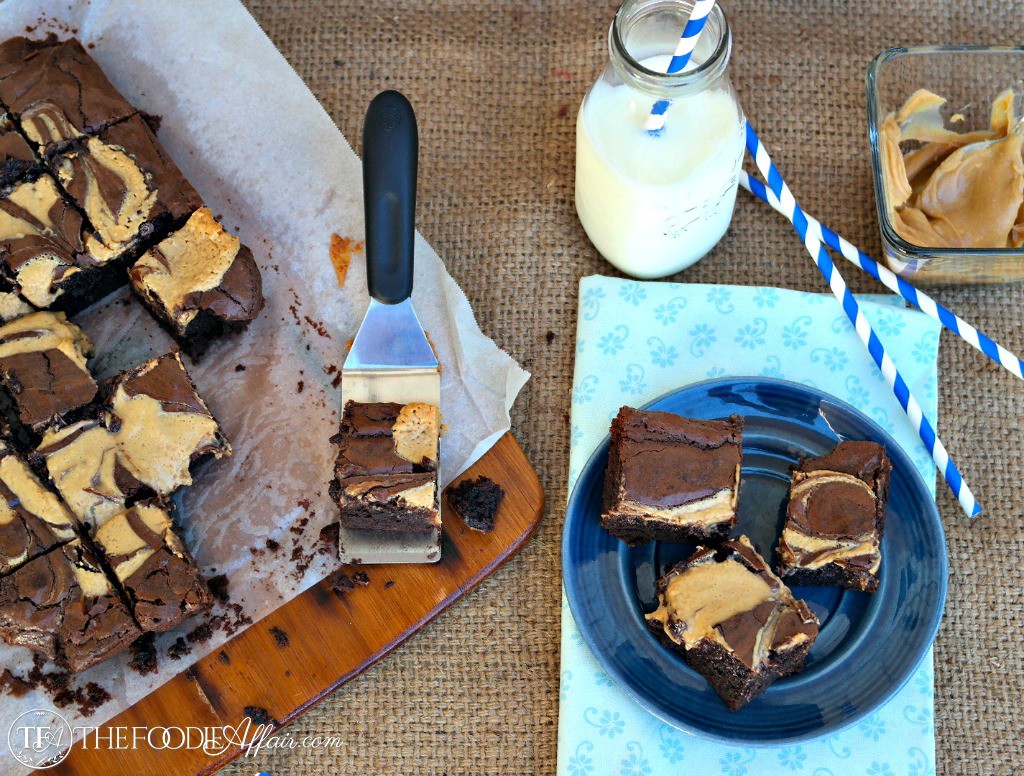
(225, 1), (1024, 773)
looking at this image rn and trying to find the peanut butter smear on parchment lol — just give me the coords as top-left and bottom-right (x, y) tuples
(881, 88), (1024, 249)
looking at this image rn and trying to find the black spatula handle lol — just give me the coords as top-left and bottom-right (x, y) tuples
(362, 90), (418, 305)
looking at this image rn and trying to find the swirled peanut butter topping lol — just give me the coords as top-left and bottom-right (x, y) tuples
(0, 175), (83, 305)
(55, 135), (157, 264)
(881, 88), (1024, 249)
(0, 309), (93, 372)
(94, 504), (172, 583)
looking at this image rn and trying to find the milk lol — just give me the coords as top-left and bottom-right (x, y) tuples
(575, 55), (745, 279)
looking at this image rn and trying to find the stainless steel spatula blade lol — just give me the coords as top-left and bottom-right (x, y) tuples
(338, 90), (441, 565)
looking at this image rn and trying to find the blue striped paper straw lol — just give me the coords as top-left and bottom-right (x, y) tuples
(745, 122), (981, 517)
(645, 0), (717, 134)
(740, 170), (1024, 382)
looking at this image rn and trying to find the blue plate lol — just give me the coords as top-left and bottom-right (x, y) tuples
(562, 377), (947, 744)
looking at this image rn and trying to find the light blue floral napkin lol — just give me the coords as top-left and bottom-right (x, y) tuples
(558, 277), (941, 776)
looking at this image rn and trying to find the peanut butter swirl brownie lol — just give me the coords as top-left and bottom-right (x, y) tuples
(93, 502), (211, 633)
(0, 310), (97, 432)
(330, 401), (441, 533)
(0, 438), (77, 576)
(776, 441), (892, 593)
(646, 536), (819, 711)
(601, 406), (742, 545)
(129, 207), (265, 357)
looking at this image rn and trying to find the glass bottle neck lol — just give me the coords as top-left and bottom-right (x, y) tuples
(609, 0), (732, 98)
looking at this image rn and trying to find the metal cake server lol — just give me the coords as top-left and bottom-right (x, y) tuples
(338, 90), (441, 565)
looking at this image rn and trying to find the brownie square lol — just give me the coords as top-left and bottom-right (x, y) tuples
(0, 538), (140, 671)
(0, 438), (78, 576)
(0, 113), (40, 187)
(93, 502), (211, 632)
(49, 113), (202, 265)
(0, 36), (136, 154)
(105, 351), (231, 495)
(0, 310), (97, 431)
(36, 415), (142, 529)
(646, 536), (819, 711)
(446, 475), (504, 532)
(601, 406), (742, 546)
(129, 207), (264, 358)
(775, 441), (892, 594)
(334, 473), (440, 533)
(330, 401), (441, 533)
(0, 173), (108, 310)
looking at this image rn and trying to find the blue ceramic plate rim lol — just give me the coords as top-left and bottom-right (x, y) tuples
(562, 376), (948, 745)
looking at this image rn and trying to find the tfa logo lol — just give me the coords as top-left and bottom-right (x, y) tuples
(7, 709), (72, 770)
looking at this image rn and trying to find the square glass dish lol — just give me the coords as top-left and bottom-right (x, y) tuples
(867, 45), (1024, 284)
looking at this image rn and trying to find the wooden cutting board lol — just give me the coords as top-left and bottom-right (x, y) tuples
(50, 431), (543, 775)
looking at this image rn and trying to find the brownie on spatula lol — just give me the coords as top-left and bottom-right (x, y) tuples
(601, 406), (742, 545)
(646, 535), (819, 711)
(330, 401), (441, 533)
(776, 440), (892, 593)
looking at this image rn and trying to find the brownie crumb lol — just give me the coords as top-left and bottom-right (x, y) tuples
(266, 538), (281, 552)
(244, 706), (278, 726)
(54, 681), (112, 718)
(235, 364), (247, 372)
(0, 668), (33, 697)
(384, 580), (395, 589)
(331, 372), (342, 389)
(327, 568), (356, 597)
(167, 637), (192, 660)
(139, 110), (163, 133)
(317, 523), (339, 555)
(545, 330), (556, 345)
(269, 627), (290, 648)
(187, 623), (214, 644)
(446, 476), (505, 532)
(217, 650), (231, 665)
(297, 380), (304, 393)
(128, 633), (159, 676)
(207, 574), (230, 604)
(353, 571), (370, 586)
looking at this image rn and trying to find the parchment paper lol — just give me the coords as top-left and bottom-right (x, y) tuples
(0, 0), (529, 768)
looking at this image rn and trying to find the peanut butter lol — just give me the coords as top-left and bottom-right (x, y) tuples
(881, 88), (1024, 249)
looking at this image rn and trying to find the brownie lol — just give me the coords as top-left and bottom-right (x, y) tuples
(330, 401), (441, 533)
(0, 36), (136, 154)
(446, 475), (504, 532)
(0, 438), (78, 576)
(93, 502), (211, 632)
(775, 441), (892, 594)
(36, 415), (141, 529)
(333, 473), (440, 533)
(601, 406), (742, 546)
(0, 173), (105, 310)
(646, 536), (819, 711)
(0, 113), (40, 187)
(49, 113), (201, 266)
(129, 207), (264, 357)
(0, 310), (97, 431)
(105, 351), (231, 495)
(0, 538), (141, 671)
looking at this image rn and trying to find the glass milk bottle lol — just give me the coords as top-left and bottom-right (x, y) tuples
(575, 0), (745, 279)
